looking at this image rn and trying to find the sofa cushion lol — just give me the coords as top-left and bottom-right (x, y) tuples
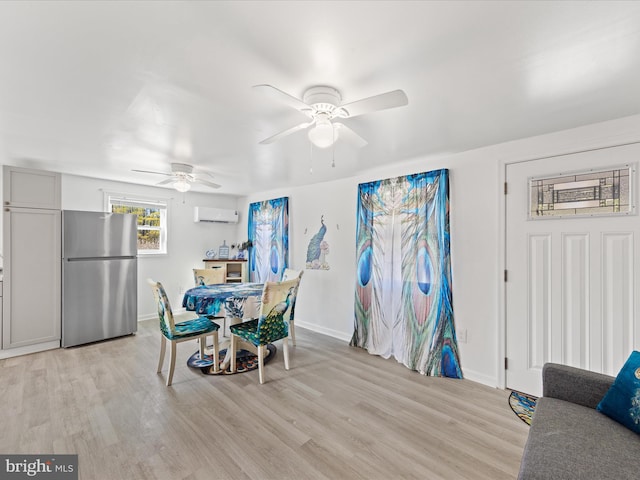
(596, 350), (640, 434)
(518, 397), (640, 480)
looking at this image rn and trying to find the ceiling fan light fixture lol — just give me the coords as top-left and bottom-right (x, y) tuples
(308, 119), (338, 149)
(174, 178), (191, 192)
(255, 84), (408, 148)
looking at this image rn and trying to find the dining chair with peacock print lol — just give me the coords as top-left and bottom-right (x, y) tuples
(148, 278), (220, 386)
(193, 267), (227, 334)
(281, 268), (304, 346)
(229, 278), (300, 384)
(192, 267), (225, 286)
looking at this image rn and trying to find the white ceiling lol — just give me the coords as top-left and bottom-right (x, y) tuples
(1, 1), (639, 195)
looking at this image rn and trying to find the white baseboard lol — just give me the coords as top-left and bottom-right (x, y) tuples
(138, 313), (157, 322)
(295, 320), (353, 343)
(139, 308), (199, 324)
(0, 340), (60, 359)
(297, 322), (499, 388)
(462, 368), (498, 388)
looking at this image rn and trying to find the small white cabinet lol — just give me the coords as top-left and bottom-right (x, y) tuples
(4, 166), (61, 209)
(2, 166), (61, 351)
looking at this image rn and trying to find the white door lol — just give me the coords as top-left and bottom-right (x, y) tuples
(505, 143), (640, 396)
(3, 207), (61, 348)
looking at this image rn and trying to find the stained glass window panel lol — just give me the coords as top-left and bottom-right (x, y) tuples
(529, 166), (634, 219)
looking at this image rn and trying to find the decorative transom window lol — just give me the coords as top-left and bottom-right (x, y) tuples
(528, 165), (635, 219)
(106, 194), (168, 255)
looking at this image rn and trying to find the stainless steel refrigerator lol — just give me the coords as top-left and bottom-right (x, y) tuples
(62, 210), (138, 347)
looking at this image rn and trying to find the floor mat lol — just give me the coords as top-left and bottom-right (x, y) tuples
(509, 390), (537, 425)
(187, 344), (276, 375)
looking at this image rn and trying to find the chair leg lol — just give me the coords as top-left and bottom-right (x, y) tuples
(167, 341), (177, 386)
(283, 337), (290, 371)
(211, 332), (220, 373)
(199, 336), (206, 358)
(290, 320), (296, 346)
(257, 344), (265, 384)
(230, 334), (237, 373)
(157, 336), (166, 373)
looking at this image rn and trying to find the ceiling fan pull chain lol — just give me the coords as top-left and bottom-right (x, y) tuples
(309, 141), (314, 174)
(331, 126), (336, 168)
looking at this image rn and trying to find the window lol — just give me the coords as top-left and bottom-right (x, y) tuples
(106, 194), (168, 255)
(529, 165), (634, 219)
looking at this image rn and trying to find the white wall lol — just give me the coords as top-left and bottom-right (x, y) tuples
(236, 156), (497, 382)
(237, 113), (640, 388)
(239, 177), (359, 341)
(61, 175), (241, 318)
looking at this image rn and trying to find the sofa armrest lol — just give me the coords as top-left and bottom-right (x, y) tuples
(542, 363), (614, 409)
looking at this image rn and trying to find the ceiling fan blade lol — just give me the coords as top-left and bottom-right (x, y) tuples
(253, 84), (311, 112)
(259, 121), (314, 145)
(195, 170), (224, 182)
(156, 178), (175, 186)
(334, 122), (368, 148)
(338, 89), (408, 118)
(132, 169), (171, 176)
(193, 178), (222, 189)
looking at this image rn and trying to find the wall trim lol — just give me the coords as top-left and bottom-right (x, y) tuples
(295, 320), (353, 343)
(300, 322), (498, 388)
(0, 340), (60, 360)
(462, 368), (498, 389)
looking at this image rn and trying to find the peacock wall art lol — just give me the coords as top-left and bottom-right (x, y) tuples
(306, 215), (330, 270)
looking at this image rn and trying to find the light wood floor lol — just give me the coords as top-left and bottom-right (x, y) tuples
(0, 320), (529, 480)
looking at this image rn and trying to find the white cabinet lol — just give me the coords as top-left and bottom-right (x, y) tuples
(2, 167), (61, 350)
(4, 166), (61, 209)
(0, 281), (3, 346)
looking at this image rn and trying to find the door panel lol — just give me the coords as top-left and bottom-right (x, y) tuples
(506, 143), (640, 396)
(528, 233), (551, 373)
(3, 166), (61, 209)
(62, 258), (137, 347)
(601, 232), (634, 373)
(63, 210), (137, 258)
(3, 208), (61, 348)
(561, 233), (589, 368)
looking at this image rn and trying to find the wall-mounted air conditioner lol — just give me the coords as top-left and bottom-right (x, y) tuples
(194, 207), (239, 224)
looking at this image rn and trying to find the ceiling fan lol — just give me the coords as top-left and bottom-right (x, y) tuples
(132, 163), (221, 192)
(254, 84), (408, 148)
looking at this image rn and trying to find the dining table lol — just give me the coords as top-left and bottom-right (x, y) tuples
(182, 282), (265, 371)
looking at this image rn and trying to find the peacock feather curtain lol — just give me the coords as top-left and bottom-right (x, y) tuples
(350, 169), (462, 378)
(248, 197), (289, 282)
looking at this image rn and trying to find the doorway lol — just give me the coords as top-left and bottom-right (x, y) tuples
(505, 143), (640, 396)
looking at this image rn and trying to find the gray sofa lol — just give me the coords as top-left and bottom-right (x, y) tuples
(518, 363), (640, 480)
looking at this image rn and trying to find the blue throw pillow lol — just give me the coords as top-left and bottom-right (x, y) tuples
(596, 350), (640, 434)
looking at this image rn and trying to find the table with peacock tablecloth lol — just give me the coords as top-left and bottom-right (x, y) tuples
(182, 282), (263, 318)
(182, 282), (265, 371)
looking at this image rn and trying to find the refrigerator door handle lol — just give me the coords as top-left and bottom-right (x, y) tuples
(66, 256), (137, 262)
